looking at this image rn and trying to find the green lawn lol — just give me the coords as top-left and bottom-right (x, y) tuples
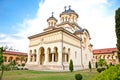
(2, 69), (98, 80)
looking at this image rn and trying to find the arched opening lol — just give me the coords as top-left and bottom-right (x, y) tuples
(4, 56), (7, 62)
(9, 57), (13, 62)
(62, 47), (66, 62)
(34, 49), (37, 62)
(39, 47), (45, 65)
(54, 47), (58, 62)
(16, 57), (20, 64)
(48, 48), (52, 62)
(30, 50), (32, 62)
(67, 48), (70, 62)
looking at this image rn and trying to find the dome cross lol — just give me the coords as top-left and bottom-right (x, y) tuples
(51, 12), (54, 17)
(64, 6), (67, 11)
(69, 5), (71, 10)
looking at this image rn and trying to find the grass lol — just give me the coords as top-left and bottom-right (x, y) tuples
(2, 69), (99, 80)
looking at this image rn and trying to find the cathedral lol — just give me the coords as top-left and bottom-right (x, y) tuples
(26, 6), (93, 71)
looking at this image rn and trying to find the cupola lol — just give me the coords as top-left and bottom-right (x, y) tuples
(60, 5), (79, 23)
(47, 12), (57, 27)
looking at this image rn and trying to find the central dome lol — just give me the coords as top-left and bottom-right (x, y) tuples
(59, 6), (79, 23)
(60, 5), (78, 18)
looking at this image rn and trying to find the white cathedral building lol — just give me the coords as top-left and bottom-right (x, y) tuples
(26, 6), (93, 71)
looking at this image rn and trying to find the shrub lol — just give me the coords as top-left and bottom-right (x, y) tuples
(97, 68), (106, 73)
(75, 74), (82, 80)
(94, 64), (120, 80)
(24, 68), (28, 70)
(69, 59), (74, 72)
(21, 63), (25, 67)
(98, 59), (106, 67)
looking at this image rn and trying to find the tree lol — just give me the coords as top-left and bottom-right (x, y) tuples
(115, 8), (120, 62)
(89, 61), (92, 72)
(9, 60), (16, 70)
(0, 47), (5, 80)
(94, 64), (120, 80)
(98, 59), (106, 67)
(69, 59), (74, 72)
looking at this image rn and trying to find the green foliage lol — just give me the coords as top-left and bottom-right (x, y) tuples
(89, 61), (92, 72)
(98, 59), (106, 67)
(115, 8), (120, 61)
(97, 68), (106, 73)
(95, 62), (98, 68)
(9, 60), (17, 70)
(94, 64), (120, 80)
(21, 63), (25, 67)
(0, 47), (4, 65)
(75, 74), (83, 80)
(0, 47), (5, 80)
(69, 59), (74, 72)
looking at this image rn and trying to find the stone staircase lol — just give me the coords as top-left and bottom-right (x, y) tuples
(25, 64), (51, 71)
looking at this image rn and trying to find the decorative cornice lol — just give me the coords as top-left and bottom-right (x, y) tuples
(28, 27), (81, 41)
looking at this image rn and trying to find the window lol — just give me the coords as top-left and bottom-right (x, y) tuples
(75, 51), (77, 58)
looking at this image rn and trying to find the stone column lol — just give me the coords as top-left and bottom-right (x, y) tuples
(27, 54), (30, 63)
(32, 55), (35, 62)
(44, 51), (48, 65)
(52, 53), (54, 62)
(58, 49), (62, 65)
(36, 49), (40, 64)
(65, 54), (67, 62)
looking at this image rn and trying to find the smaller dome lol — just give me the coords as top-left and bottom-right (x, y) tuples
(47, 12), (57, 22)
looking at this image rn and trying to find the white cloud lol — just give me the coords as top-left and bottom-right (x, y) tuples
(0, 0), (117, 52)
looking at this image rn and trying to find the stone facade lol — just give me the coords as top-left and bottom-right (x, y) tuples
(26, 6), (93, 71)
(3, 51), (27, 65)
(93, 48), (119, 66)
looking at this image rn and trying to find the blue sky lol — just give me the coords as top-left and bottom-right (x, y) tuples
(0, 0), (120, 52)
(0, 0), (42, 34)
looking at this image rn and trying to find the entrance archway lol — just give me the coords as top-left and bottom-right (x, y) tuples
(39, 47), (45, 65)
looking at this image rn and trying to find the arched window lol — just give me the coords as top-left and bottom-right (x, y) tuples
(54, 47), (58, 62)
(34, 49), (37, 62)
(75, 51), (77, 58)
(4, 56), (7, 62)
(29, 50), (32, 62)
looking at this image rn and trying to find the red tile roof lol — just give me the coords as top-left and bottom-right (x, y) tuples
(3, 51), (27, 56)
(93, 48), (117, 54)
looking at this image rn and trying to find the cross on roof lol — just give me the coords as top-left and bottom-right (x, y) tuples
(64, 6), (67, 11)
(51, 12), (54, 17)
(69, 5), (71, 9)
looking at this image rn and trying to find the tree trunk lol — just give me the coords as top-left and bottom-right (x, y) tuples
(0, 69), (4, 80)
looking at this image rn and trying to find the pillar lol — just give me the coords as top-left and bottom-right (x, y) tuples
(36, 49), (40, 64)
(58, 49), (62, 65)
(32, 55), (35, 62)
(52, 53), (54, 62)
(27, 54), (30, 63)
(44, 51), (48, 64)
(65, 54), (67, 62)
